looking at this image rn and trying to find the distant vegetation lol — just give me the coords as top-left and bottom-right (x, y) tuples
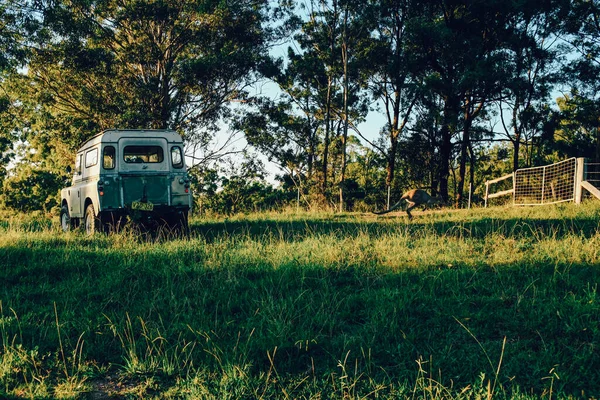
(1, 204), (600, 398)
(1, 0), (600, 213)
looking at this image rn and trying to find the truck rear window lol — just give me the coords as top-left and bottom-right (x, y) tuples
(124, 146), (164, 163)
(103, 146), (115, 169)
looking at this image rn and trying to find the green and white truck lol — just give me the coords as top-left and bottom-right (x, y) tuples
(59, 129), (192, 234)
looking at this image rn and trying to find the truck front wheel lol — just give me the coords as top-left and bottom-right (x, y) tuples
(60, 206), (71, 232)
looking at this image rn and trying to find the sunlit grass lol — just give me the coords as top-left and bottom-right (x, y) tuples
(1, 202), (600, 398)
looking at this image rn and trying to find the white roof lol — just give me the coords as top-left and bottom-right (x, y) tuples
(78, 129), (184, 151)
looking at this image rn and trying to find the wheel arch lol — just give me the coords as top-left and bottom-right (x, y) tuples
(84, 197), (96, 215)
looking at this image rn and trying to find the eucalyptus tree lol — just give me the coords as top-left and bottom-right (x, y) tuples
(0, 1), (40, 189)
(333, 0), (373, 210)
(234, 45), (327, 203)
(560, 0), (600, 159)
(0, 4), (19, 177)
(24, 0), (274, 169)
(496, 2), (561, 171)
(239, 0), (372, 207)
(402, 0), (544, 204)
(365, 0), (422, 197)
(285, 0), (342, 196)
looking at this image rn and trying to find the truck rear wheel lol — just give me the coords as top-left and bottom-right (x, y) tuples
(84, 204), (99, 235)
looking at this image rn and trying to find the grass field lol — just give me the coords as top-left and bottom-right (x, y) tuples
(1, 204), (600, 399)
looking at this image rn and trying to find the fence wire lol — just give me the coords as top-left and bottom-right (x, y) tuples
(514, 158), (577, 206)
(585, 161), (600, 188)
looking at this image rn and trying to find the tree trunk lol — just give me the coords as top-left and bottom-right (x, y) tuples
(595, 124), (600, 161)
(468, 141), (475, 196)
(339, 7), (349, 212)
(322, 76), (332, 196)
(438, 96), (459, 202)
(456, 97), (484, 207)
(385, 136), (398, 190)
(512, 134), (520, 171)
(307, 93), (316, 179)
(456, 120), (470, 208)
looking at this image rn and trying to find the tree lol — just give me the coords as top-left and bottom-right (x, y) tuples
(0, 1), (37, 189)
(554, 93), (599, 158)
(366, 0), (421, 196)
(561, 0), (600, 159)
(25, 0), (273, 167)
(497, 4), (560, 171)
(1, 162), (64, 212)
(240, 0), (371, 209)
(234, 96), (314, 200)
(192, 154), (288, 214)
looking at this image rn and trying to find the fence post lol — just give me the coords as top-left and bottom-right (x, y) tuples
(512, 171), (516, 206)
(541, 166), (546, 204)
(387, 185), (391, 209)
(468, 182), (472, 209)
(484, 181), (489, 208)
(575, 157), (586, 204)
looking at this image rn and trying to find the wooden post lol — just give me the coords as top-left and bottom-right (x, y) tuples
(575, 157), (586, 204)
(387, 185), (391, 209)
(484, 181), (489, 208)
(468, 182), (472, 209)
(512, 171), (516, 206)
(541, 167), (546, 204)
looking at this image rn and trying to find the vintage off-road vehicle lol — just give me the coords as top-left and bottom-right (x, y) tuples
(60, 129), (192, 235)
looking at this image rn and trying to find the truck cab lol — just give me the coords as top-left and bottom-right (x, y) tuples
(60, 129), (192, 235)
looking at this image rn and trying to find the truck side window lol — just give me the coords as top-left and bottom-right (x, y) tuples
(171, 146), (183, 169)
(85, 149), (98, 168)
(124, 146), (164, 163)
(75, 154), (83, 175)
(103, 146), (115, 169)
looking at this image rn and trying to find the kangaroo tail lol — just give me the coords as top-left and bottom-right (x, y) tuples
(372, 200), (404, 215)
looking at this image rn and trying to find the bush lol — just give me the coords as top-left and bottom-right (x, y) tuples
(1, 164), (63, 212)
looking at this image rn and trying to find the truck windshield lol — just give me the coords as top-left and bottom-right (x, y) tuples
(124, 146), (164, 163)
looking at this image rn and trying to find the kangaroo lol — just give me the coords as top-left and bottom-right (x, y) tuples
(373, 189), (443, 219)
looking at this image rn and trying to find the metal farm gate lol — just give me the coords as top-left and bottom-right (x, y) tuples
(485, 158), (600, 207)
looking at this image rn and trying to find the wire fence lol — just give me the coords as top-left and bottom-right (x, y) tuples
(585, 161), (600, 187)
(513, 157), (577, 206)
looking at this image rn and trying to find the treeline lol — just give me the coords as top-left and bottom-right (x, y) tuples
(0, 0), (598, 214)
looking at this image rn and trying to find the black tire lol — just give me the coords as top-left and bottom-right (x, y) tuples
(173, 211), (190, 238)
(162, 211), (189, 238)
(84, 204), (99, 235)
(60, 205), (71, 232)
(101, 211), (124, 234)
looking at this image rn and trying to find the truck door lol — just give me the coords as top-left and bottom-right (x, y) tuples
(71, 153), (83, 216)
(118, 138), (170, 207)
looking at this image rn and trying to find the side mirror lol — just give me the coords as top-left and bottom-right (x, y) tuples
(66, 166), (72, 174)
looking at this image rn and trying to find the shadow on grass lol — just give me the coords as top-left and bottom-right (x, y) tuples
(191, 214), (600, 242)
(2, 210), (600, 397)
(1, 239), (600, 397)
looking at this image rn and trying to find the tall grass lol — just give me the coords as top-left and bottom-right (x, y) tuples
(1, 203), (599, 398)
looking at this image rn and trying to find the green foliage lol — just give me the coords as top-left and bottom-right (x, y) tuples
(193, 157), (294, 215)
(17, 0), (274, 169)
(554, 92), (599, 159)
(1, 0), (600, 213)
(1, 163), (64, 212)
